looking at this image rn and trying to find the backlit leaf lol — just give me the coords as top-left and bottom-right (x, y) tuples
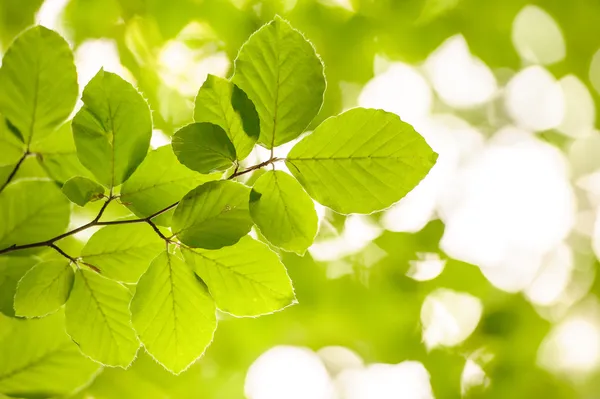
(62, 176), (105, 207)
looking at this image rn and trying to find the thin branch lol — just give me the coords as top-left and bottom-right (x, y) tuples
(228, 157), (282, 179)
(49, 244), (101, 273)
(0, 151), (30, 193)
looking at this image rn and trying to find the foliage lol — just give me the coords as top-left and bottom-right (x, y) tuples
(0, 16), (435, 396)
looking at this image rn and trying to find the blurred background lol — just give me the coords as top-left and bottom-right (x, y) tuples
(2, 0), (600, 397)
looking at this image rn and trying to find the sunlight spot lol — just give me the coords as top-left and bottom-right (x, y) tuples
(557, 75), (595, 138)
(318, 0), (355, 12)
(525, 243), (573, 306)
(461, 359), (489, 396)
(504, 66), (565, 131)
(406, 253), (446, 281)
(75, 39), (134, 89)
(36, 0), (70, 35)
(569, 134), (600, 177)
(424, 35), (497, 109)
(245, 346), (336, 399)
(359, 62), (432, 125)
(421, 289), (482, 349)
(150, 129), (170, 149)
(317, 346), (364, 376)
(539, 313), (600, 375)
(440, 126), (575, 292)
(335, 361), (434, 399)
(512, 5), (565, 65)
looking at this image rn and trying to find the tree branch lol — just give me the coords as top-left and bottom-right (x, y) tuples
(228, 157), (282, 179)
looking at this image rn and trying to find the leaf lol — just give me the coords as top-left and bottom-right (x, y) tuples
(232, 16), (325, 148)
(65, 269), (139, 368)
(72, 69), (152, 188)
(0, 26), (78, 144)
(194, 74), (259, 160)
(249, 170), (318, 254)
(172, 180), (253, 250)
(171, 122), (236, 174)
(286, 108), (438, 214)
(62, 176), (105, 207)
(130, 251), (216, 374)
(14, 260), (74, 318)
(81, 224), (164, 283)
(182, 236), (295, 316)
(120, 146), (220, 227)
(0, 312), (101, 398)
(32, 121), (94, 184)
(0, 116), (25, 167)
(0, 256), (37, 317)
(0, 180), (71, 251)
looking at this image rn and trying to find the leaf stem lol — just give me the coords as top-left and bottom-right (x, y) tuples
(0, 150), (30, 193)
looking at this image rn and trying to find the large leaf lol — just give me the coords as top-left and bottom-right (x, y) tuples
(65, 269), (139, 368)
(72, 69), (152, 188)
(232, 16), (325, 148)
(172, 122), (236, 174)
(32, 121), (94, 185)
(0, 180), (71, 251)
(172, 180), (253, 250)
(0, 256), (37, 317)
(249, 170), (318, 254)
(0, 312), (100, 399)
(286, 108), (438, 214)
(81, 224), (164, 283)
(0, 26), (78, 144)
(120, 146), (219, 227)
(130, 251), (216, 374)
(182, 236), (295, 316)
(62, 176), (105, 207)
(14, 260), (74, 318)
(194, 74), (259, 160)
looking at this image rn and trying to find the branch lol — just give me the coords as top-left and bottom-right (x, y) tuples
(49, 243), (101, 273)
(228, 157), (282, 179)
(0, 151), (30, 193)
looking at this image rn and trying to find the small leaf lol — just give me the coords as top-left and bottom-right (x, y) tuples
(13, 260), (74, 318)
(72, 69), (152, 188)
(120, 145), (220, 226)
(0, 180), (71, 252)
(286, 108), (438, 214)
(0, 312), (101, 398)
(65, 269), (139, 368)
(250, 170), (318, 254)
(32, 121), (94, 184)
(0, 26), (78, 144)
(0, 115), (26, 167)
(0, 256), (37, 317)
(182, 236), (295, 316)
(62, 176), (105, 206)
(194, 75), (259, 160)
(232, 16), (325, 148)
(172, 122), (236, 174)
(81, 224), (164, 283)
(172, 180), (253, 249)
(130, 251), (216, 374)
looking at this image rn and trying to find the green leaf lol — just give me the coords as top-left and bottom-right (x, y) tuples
(0, 116), (25, 167)
(65, 269), (139, 368)
(0, 256), (37, 317)
(0, 180), (71, 251)
(0, 26), (78, 144)
(172, 122), (236, 174)
(249, 170), (318, 254)
(232, 16), (325, 148)
(194, 74), (259, 160)
(0, 312), (100, 398)
(81, 224), (164, 283)
(182, 236), (295, 316)
(130, 251), (216, 374)
(62, 176), (105, 207)
(286, 108), (438, 214)
(14, 260), (74, 318)
(120, 146), (220, 227)
(32, 121), (94, 185)
(172, 180), (253, 249)
(72, 69), (152, 188)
